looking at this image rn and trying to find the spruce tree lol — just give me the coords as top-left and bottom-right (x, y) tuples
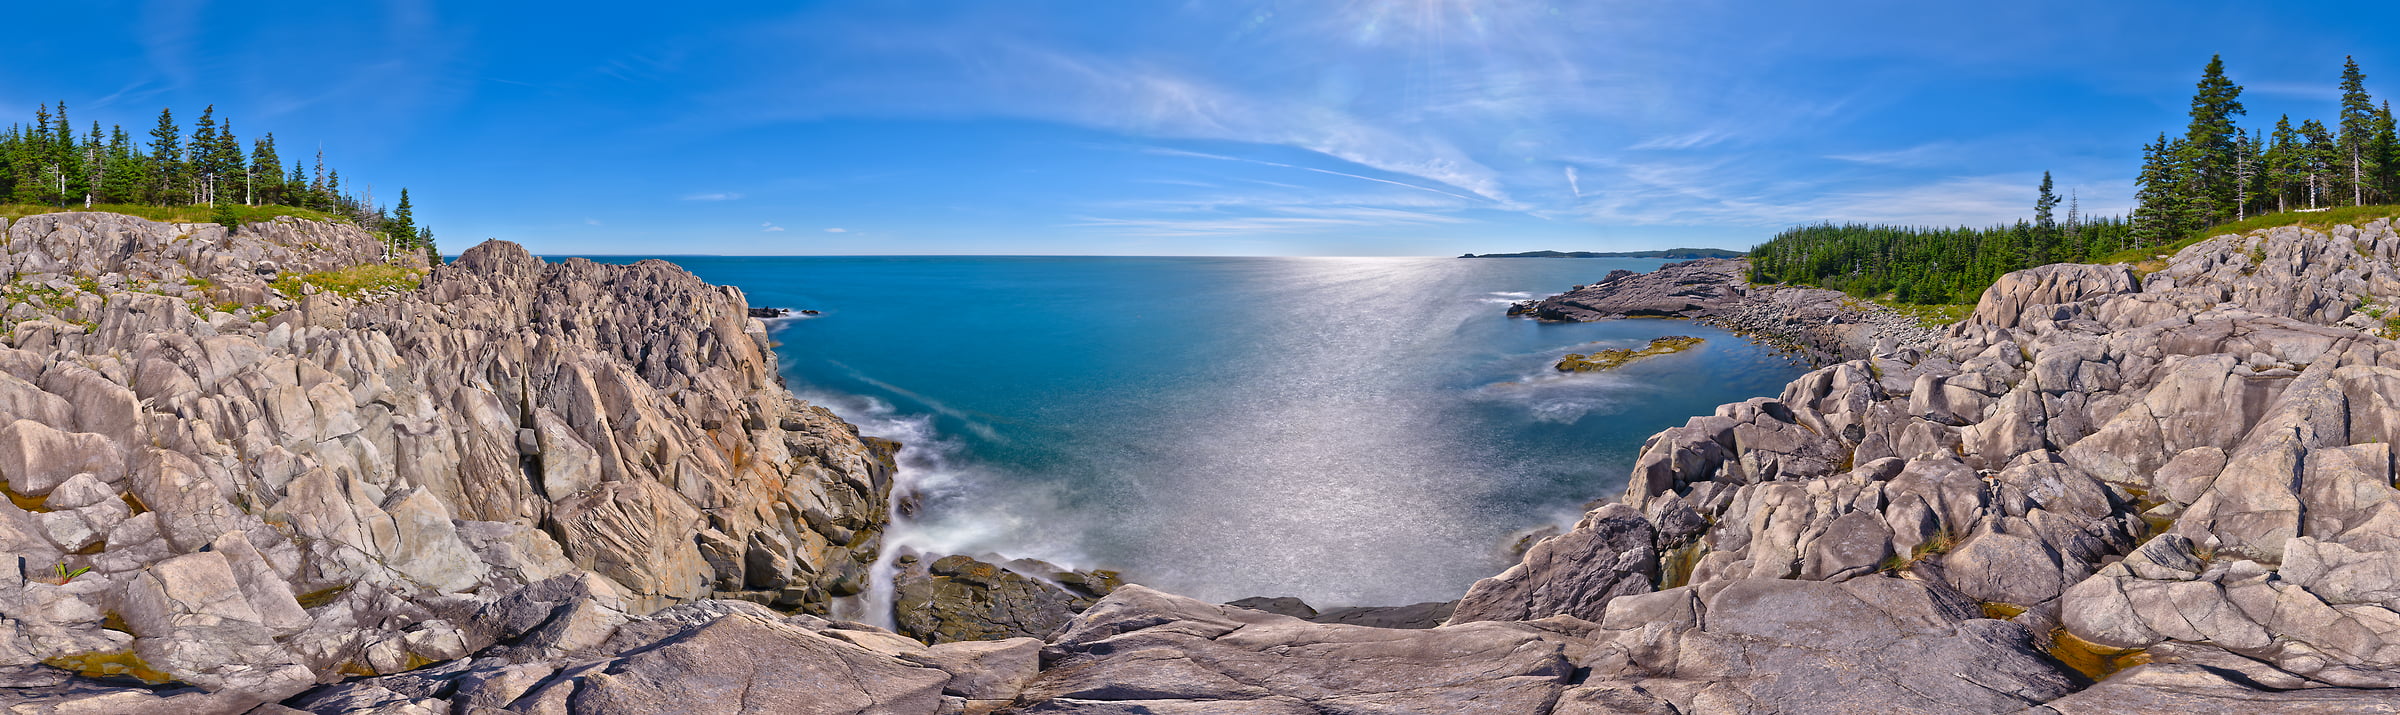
(104, 125), (144, 204)
(146, 108), (181, 205)
(2268, 115), (2300, 212)
(2132, 134), (2186, 246)
(387, 188), (417, 248)
(2035, 171), (2059, 231)
(212, 118), (243, 205)
(2180, 55), (2247, 226)
(82, 121), (103, 207)
(251, 134), (283, 206)
(2339, 56), (2377, 206)
(212, 201), (241, 233)
(51, 103), (84, 206)
(190, 106), (218, 205)
(2302, 119), (2336, 209)
(2375, 101), (2398, 203)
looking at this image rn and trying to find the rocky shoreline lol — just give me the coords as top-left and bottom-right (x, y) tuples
(1509, 257), (1942, 365)
(11, 211), (2400, 712)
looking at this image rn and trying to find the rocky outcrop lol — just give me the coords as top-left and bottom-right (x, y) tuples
(1452, 218), (2400, 710)
(890, 551), (1121, 644)
(1511, 256), (1941, 364)
(1554, 336), (1703, 372)
(25, 209), (2400, 713)
(1512, 257), (1748, 321)
(0, 212), (893, 711)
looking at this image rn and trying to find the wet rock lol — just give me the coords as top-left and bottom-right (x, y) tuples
(891, 552), (1121, 644)
(1223, 596), (1317, 619)
(1310, 600), (1456, 629)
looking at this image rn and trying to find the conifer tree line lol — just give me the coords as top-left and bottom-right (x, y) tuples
(1749, 54), (2399, 305)
(1747, 175), (2133, 304)
(2131, 55), (2400, 244)
(0, 102), (435, 257)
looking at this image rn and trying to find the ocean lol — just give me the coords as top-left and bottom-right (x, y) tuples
(583, 255), (1806, 608)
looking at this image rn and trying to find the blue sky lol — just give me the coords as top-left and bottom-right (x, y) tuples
(7, 1), (2396, 255)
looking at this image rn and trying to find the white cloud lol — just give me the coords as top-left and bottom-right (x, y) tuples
(824, 227), (847, 233)
(1827, 142), (1962, 168)
(716, 28), (1523, 206)
(1564, 166), (1582, 198)
(761, 221), (785, 232)
(684, 192), (744, 201)
(584, 218), (603, 225)
(1145, 148), (1482, 203)
(1627, 130), (1734, 151)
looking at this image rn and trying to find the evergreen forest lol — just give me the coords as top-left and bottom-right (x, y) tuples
(1750, 55), (2400, 305)
(0, 103), (436, 261)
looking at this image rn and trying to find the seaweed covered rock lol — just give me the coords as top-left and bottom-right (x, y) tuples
(1554, 335), (1704, 372)
(890, 551), (1122, 644)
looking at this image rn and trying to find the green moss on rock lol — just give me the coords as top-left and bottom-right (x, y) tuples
(1556, 335), (1705, 372)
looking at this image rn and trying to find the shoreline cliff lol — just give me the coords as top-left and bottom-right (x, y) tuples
(1509, 256), (1941, 365)
(11, 211), (2400, 713)
(0, 212), (895, 712)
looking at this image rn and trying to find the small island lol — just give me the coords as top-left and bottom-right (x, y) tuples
(1460, 248), (1746, 259)
(1555, 335), (1705, 372)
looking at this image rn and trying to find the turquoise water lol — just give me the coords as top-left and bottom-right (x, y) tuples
(586, 256), (1805, 607)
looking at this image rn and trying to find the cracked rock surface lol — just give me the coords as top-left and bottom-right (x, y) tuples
(19, 211), (2400, 713)
(0, 212), (892, 713)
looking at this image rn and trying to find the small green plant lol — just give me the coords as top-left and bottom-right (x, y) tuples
(1914, 529), (1955, 558)
(52, 561), (90, 584)
(270, 264), (425, 299)
(210, 203), (242, 233)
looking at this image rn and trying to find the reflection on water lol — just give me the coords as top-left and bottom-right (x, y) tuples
(608, 255), (1806, 607)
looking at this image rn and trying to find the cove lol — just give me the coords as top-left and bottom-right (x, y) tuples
(592, 255), (1809, 607)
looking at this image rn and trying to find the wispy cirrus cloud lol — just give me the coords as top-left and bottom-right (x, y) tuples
(1828, 142), (1964, 168)
(1627, 130), (1736, 151)
(1067, 207), (1469, 237)
(684, 192), (744, 201)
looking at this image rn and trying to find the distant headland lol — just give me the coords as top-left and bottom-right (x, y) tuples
(1458, 248), (1746, 259)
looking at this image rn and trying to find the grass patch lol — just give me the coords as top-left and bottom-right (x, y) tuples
(2097, 205), (2400, 265)
(0, 203), (348, 226)
(270, 264), (424, 299)
(1880, 528), (1958, 573)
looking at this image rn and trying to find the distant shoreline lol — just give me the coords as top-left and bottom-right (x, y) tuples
(1459, 248), (1746, 259)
